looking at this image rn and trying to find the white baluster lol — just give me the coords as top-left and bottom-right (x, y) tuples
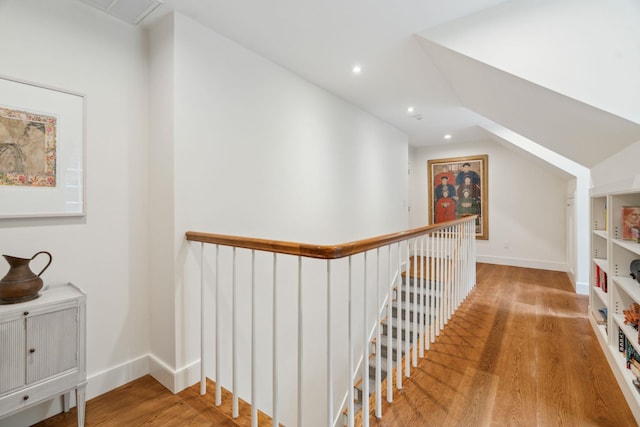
(453, 224), (461, 310)
(273, 253), (279, 427)
(441, 230), (445, 324)
(232, 247), (238, 418)
(419, 236), (425, 357)
(469, 220), (473, 294)
(297, 256), (303, 427)
(473, 220), (477, 291)
(386, 246), (393, 403)
(454, 226), (458, 310)
(375, 248), (381, 419)
(215, 245), (221, 406)
(464, 221), (469, 295)
(458, 223), (463, 306)
(445, 227), (450, 322)
(251, 251), (257, 427)
(363, 251), (369, 427)
(200, 243), (206, 395)
(457, 224), (461, 307)
(429, 235), (435, 345)
(348, 256), (354, 427)
(435, 230), (442, 337)
(404, 241), (410, 378)
(463, 221), (468, 297)
(426, 233), (436, 348)
(396, 243), (402, 390)
(412, 239), (418, 367)
(327, 260), (333, 427)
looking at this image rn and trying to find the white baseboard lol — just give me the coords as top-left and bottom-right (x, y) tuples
(0, 355), (150, 427)
(0, 354), (201, 427)
(477, 255), (567, 272)
(86, 354), (150, 399)
(575, 281), (589, 295)
(148, 354), (200, 394)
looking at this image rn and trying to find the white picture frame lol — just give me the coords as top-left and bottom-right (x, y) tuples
(0, 75), (85, 218)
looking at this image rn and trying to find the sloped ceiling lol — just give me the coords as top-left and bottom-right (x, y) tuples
(417, 0), (640, 168)
(418, 39), (640, 168)
(419, 0), (640, 124)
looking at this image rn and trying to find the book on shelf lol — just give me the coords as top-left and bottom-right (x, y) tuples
(597, 308), (607, 325)
(622, 206), (640, 240)
(619, 329), (640, 371)
(599, 267), (608, 293)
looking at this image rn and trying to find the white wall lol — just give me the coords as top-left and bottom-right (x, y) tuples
(591, 140), (640, 190)
(480, 124), (589, 292)
(147, 13), (179, 389)
(0, 0), (150, 425)
(148, 12), (409, 426)
(410, 139), (568, 271)
(171, 12), (409, 243)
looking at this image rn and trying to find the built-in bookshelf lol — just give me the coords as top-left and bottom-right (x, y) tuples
(590, 189), (640, 424)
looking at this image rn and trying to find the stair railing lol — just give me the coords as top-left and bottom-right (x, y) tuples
(186, 215), (477, 427)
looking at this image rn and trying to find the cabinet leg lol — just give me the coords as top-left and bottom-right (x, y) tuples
(76, 385), (86, 427)
(63, 391), (71, 412)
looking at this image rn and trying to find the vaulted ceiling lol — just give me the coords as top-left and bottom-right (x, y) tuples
(129, 0), (640, 168)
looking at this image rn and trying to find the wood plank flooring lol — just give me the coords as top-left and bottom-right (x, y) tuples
(364, 263), (636, 426)
(34, 263), (636, 426)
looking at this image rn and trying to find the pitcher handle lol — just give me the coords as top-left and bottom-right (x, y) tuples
(31, 251), (52, 277)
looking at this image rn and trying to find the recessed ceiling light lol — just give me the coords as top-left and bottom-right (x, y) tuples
(444, 134), (452, 140)
(407, 106), (414, 113)
(352, 65), (362, 74)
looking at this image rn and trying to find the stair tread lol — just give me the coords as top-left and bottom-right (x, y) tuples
(391, 295), (438, 310)
(344, 273), (444, 422)
(396, 284), (440, 296)
(383, 296), (435, 320)
(354, 372), (387, 396)
(368, 354), (394, 370)
(380, 315), (417, 330)
(374, 335), (409, 353)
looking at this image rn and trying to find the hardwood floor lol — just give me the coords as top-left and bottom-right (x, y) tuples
(364, 263), (636, 426)
(34, 263), (636, 426)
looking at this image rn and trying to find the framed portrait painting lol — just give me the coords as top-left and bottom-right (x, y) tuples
(428, 154), (488, 240)
(0, 75), (85, 218)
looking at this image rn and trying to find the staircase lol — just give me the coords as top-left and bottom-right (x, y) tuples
(188, 219), (476, 427)
(346, 257), (440, 425)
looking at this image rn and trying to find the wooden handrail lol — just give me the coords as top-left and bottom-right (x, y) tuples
(185, 216), (476, 260)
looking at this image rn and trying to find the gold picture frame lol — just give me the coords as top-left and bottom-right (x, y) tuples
(428, 154), (488, 240)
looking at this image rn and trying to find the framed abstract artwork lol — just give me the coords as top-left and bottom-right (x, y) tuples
(428, 154), (488, 240)
(0, 75), (85, 218)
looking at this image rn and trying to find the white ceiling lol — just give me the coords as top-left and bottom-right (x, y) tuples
(141, 0), (509, 147)
(129, 0), (640, 166)
(79, 0), (162, 24)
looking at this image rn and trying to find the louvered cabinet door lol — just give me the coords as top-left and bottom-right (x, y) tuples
(0, 317), (25, 394)
(25, 307), (78, 384)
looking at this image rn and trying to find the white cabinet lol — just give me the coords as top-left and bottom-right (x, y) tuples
(0, 283), (86, 426)
(590, 190), (640, 423)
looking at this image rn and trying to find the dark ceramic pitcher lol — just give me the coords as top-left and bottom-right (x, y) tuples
(0, 251), (52, 304)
